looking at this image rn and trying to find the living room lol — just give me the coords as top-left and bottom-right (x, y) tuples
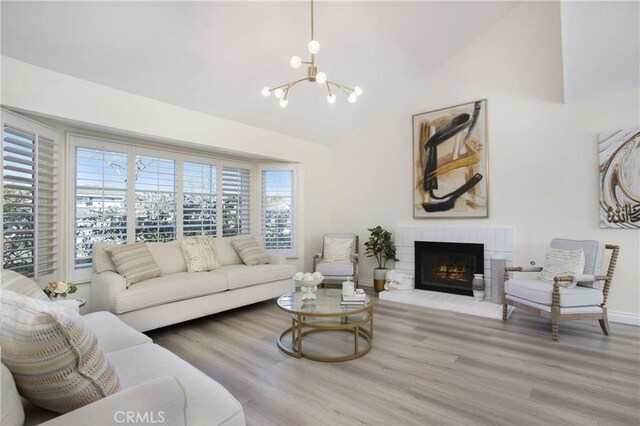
(1, 1), (639, 425)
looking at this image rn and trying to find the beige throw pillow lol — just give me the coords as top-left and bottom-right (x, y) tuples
(0, 289), (121, 414)
(538, 248), (585, 287)
(231, 236), (270, 266)
(179, 237), (221, 272)
(323, 237), (353, 263)
(106, 243), (162, 287)
(0, 269), (49, 301)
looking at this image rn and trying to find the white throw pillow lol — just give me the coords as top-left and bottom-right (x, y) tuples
(323, 237), (353, 263)
(179, 237), (221, 272)
(538, 248), (585, 288)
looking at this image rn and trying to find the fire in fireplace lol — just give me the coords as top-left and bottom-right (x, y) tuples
(415, 241), (484, 296)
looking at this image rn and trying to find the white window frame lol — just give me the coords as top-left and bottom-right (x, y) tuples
(67, 132), (255, 282)
(1, 109), (60, 284)
(257, 163), (301, 258)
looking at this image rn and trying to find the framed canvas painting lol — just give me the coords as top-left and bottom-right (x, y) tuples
(413, 99), (488, 218)
(598, 128), (639, 229)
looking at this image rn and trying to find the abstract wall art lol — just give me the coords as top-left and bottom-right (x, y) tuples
(413, 99), (488, 218)
(598, 128), (640, 229)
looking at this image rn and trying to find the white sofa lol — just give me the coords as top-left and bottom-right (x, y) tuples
(91, 236), (296, 331)
(1, 311), (245, 426)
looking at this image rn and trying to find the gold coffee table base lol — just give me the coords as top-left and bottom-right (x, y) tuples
(277, 307), (374, 362)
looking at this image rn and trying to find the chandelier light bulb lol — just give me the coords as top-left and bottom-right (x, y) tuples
(261, 87), (271, 97)
(348, 93), (358, 103)
(308, 40), (320, 54)
(316, 72), (327, 84)
(290, 56), (302, 69)
(274, 88), (284, 99)
(354, 86), (363, 96)
(279, 98), (288, 108)
(327, 93), (336, 104)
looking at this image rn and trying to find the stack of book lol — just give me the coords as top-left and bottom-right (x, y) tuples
(341, 289), (367, 306)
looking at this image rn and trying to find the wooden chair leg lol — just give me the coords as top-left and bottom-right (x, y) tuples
(551, 320), (559, 341)
(502, 303), (508, 321)
(599, 308), (610, 335)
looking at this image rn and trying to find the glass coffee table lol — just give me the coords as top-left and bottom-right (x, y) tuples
(276, 288), (374, 362)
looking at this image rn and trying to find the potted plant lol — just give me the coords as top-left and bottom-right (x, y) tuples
(364, 226), (398, 293)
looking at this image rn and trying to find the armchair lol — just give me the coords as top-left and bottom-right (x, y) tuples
(312, 233), (359, 288)
(502, 239), (620, 341)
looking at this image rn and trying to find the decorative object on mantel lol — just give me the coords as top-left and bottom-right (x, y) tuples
(413, 99), (488, 218)
(472, 274), (485, 302)
(364, 226), (398, 293)
(43, 281), (78, 299)
(598, 128), (639, 229)
(260, 0), (362, 108)
(293, 272), (324, 301)
(384, 270), (415, 292)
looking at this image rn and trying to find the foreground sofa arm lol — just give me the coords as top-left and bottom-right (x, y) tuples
(91, 271), (127, 312)
(40, 377), (186, 426)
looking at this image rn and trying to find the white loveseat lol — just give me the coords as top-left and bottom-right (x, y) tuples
(91, 236), (296, 331)
(1, 311), (245, 426)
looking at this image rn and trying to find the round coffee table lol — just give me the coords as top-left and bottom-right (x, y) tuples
(276, 288), (374, 362)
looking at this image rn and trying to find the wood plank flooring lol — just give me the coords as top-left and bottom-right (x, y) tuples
(147, 293), (640, 426)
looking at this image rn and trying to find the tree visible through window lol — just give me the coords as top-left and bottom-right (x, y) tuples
(261, 170), (294, 250)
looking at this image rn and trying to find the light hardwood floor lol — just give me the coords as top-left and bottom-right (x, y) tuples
(148, 293), (640, 426)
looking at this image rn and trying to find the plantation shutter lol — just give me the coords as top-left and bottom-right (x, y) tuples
(2, 122), (57, 279)
(261, 170), (294, 250)
(74, 147), (128, 268)
(222, 166), (251, 237)
(183, 162), (217, 237)
(134, 155), (176, 242)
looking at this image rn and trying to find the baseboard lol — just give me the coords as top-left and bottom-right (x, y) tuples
(359, 278), (373, 287)
(608, 310), (640, 326)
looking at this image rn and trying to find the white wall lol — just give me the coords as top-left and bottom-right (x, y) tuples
(1, 57), (334, 309)
(327, 2), (640, 319)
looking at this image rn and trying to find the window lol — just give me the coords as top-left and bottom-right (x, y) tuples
(222, 166), (251, 237)
(2, 113), (58, 280)
(135, 155), (176, 242)
(183, 162), (217, 237)
(74, 147), (128, 268)
(261, 170), (294, 250)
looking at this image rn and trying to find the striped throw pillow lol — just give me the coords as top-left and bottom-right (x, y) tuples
(538, 248), (585, 287)
(0, 289), (121, 413)
(179, 237), (221, 272)
(231, 237), (270, 266)
(0, 269), (49, 301)
(106, 243), (162, 287)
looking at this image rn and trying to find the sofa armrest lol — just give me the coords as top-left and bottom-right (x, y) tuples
(40, 377), (186, 426)
(90, 271), (127, 312)
(268, 254), (286, 265)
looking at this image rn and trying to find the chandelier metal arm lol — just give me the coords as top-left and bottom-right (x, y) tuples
(271, 78), (308, 92)
(327, 80), (354, 95)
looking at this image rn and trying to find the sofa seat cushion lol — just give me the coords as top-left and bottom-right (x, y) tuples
(505, 279), (603, 307)
(215, 263), (296, 290)
(112, 272), (228, 314)
(83, 312), (152, 353)
(107, 343), (244, 426)
(315, 261), (354, 277)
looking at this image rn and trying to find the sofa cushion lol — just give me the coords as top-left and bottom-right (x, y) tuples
(179, 237), (221, 272)
(83, 311), (152, 353)
(147, 241), (188, 274)
(231, 236), (270, 266)
(0, 269), (49, 301)
(214, 237), (244, 266)
(0, 290), (120, 414)
(111, 272), (228, 314)
(106, 243), (163, 287)
(1, 363), (24, 426)
(107, 343), (244, 426)
(315, 261), (354, 277)
(505, 279), (604, 307)
(215, 263), (295, 290)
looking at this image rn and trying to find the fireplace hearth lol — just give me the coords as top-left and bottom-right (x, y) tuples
(415, 241), (484, 296)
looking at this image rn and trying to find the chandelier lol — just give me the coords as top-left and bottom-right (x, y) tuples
(261, 0), (362, 107)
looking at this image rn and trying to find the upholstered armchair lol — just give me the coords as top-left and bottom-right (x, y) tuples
(312, 233), (359, 287)
(502, 239), (619, 341)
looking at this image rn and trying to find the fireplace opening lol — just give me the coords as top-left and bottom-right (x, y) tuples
(415, 241), (484, 296)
